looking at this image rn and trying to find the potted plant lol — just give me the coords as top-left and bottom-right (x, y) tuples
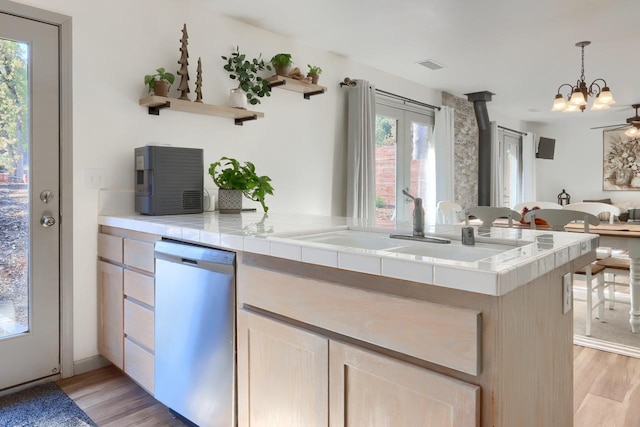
(144, 67), (175, 97)
(222, 46), (272, 108)
(209, 156), (274, 213)
(271, 53), (293, 76)
(307, 64), (322, 84)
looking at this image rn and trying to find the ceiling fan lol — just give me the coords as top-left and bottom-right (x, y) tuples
(591, 104), (640, 137)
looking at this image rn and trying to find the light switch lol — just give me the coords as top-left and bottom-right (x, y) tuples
(562, 273), (572, 314)
(85, 168), (106, 189)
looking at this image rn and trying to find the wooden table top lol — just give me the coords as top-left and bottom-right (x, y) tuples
(564, 222), (640, 238)
(490, 219), (640, 237)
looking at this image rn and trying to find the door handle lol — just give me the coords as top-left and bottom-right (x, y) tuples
(41, 215), (56, 227)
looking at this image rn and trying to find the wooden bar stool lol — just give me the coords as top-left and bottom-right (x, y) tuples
(596, 256), (631, 310)
(574, 263), (606, 336)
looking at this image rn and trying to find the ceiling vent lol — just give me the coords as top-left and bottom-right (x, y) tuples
(417, 59), (445, 70)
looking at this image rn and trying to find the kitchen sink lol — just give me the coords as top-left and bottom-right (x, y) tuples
(288, 230), (405, 250)
(389, 240), (514, 262)
(284, 229), (518, 262)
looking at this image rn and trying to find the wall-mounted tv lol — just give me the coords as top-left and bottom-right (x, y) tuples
(536, 137), (555, 159)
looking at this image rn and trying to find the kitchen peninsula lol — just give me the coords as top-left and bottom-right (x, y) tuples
(98, 211), (598, 427)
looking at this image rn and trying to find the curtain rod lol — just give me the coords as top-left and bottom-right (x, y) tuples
(497, 125), (527, 136)
(339, 80), (441, 111)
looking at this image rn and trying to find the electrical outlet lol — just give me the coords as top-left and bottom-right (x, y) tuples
(562, 273), (572, 314)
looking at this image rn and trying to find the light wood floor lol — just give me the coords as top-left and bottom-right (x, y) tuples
(58, 346), (640, 426)
(57, 365), (185, 426)
(574, 345), (640, 427)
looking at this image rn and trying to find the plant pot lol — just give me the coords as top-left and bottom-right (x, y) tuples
(229, 88), (248, 110)
(274, 65), (291, 77)
(153, 80), (170, 97)
(218, 189), (243, 213)
(308, 74), (319, 85)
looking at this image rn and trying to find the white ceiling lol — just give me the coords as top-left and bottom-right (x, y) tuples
(201, 0), (640, 126)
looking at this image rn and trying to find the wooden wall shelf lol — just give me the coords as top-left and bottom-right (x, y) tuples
(139, 96), (264, 126)
(266, 76), (327, 99)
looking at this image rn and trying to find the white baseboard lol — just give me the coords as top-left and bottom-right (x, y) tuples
(574, 335), (640, 359)
(73, 354), (111, 376)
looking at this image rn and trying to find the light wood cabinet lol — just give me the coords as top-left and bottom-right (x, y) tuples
(237, 308), (479, 427)
(97, 260), (123, 369)
(98, 227), (159, 394)
(329, 341), (480, 427)
(237, 310), (329, 427)
(238, 252), (574, 427)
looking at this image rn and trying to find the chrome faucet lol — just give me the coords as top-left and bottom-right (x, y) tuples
(402, 189), (425, 237)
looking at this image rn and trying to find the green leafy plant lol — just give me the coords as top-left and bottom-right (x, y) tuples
(307, 65), (322, 76)
(209, 157), (274, 212)
(143, 67), (175, 93)
(375, 195), (387, 209)
(270, 53), (293, 67)
(222, 46), (272, 105)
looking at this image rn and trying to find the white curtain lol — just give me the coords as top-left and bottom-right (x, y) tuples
(521, 132), (537, 202)
(490, 121), (503, 206)
(346, 80), (376, 220)
(433, 106), (455, 223)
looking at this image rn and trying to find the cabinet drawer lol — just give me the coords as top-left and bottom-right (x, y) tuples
(239, 265), (481, 376)
(124, 269), (154, 307)
(124, 299), (154, 351)
(98, 233), (123, 264)
(125, 338), (154, 394)
(124, 239), (155, 273)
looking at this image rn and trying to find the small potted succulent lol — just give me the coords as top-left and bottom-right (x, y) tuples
(222, 46), (272, 107)
(271, 53), (293, 76)
(209, 156), (274, 213)
(144, 67), (175, 97)
(307, 64), (322, 84)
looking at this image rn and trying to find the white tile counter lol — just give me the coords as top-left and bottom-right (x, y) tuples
(98, 211), (598, 297)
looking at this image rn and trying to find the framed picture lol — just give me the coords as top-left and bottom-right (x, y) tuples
(603, 129), (640, 190)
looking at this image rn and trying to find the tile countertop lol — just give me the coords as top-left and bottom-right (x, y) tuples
(98, 211), (598, 297)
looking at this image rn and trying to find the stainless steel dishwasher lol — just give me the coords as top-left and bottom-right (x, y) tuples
(154, 239), (236, 427)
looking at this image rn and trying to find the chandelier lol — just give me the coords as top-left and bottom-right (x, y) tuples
(551, 41), (615, 113)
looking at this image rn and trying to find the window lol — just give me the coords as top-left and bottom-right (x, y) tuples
(375, 99), (435, 225)
(498, 128), (523, 208)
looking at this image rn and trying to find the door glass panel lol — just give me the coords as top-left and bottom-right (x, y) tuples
(502, 136), (521, 208)
(409, 121), (436, 224)
(375, 114), (398, 225)
(0, 38), (30, 338)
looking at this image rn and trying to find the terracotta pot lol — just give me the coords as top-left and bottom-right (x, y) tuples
(218, 189), (243, 213)
(153, 80), (170, 97)
(274, 65), (291, 77)
(308, 74), (319, 85)
(229, 88), (248, 109)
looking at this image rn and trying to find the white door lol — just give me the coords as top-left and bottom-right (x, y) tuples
(375, 102), (435, 225)
(0, 12), (60, 390)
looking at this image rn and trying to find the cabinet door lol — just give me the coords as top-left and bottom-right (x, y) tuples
(237, 310), (328, 427)
(329, 341), (480, 427)
(97, 261), (124, 369)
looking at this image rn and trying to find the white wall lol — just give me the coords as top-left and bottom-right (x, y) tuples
(530, 111), (640, 205)
(11, 0), (442, 361)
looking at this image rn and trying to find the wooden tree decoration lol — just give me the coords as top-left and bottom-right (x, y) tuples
(195, 57), (203, 103)
(177, 24), (190, 101)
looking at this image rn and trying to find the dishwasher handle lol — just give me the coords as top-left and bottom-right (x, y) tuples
(155, 240), (236, 273)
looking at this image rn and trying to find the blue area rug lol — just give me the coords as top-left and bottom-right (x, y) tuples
(0, 382), (96, 426)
